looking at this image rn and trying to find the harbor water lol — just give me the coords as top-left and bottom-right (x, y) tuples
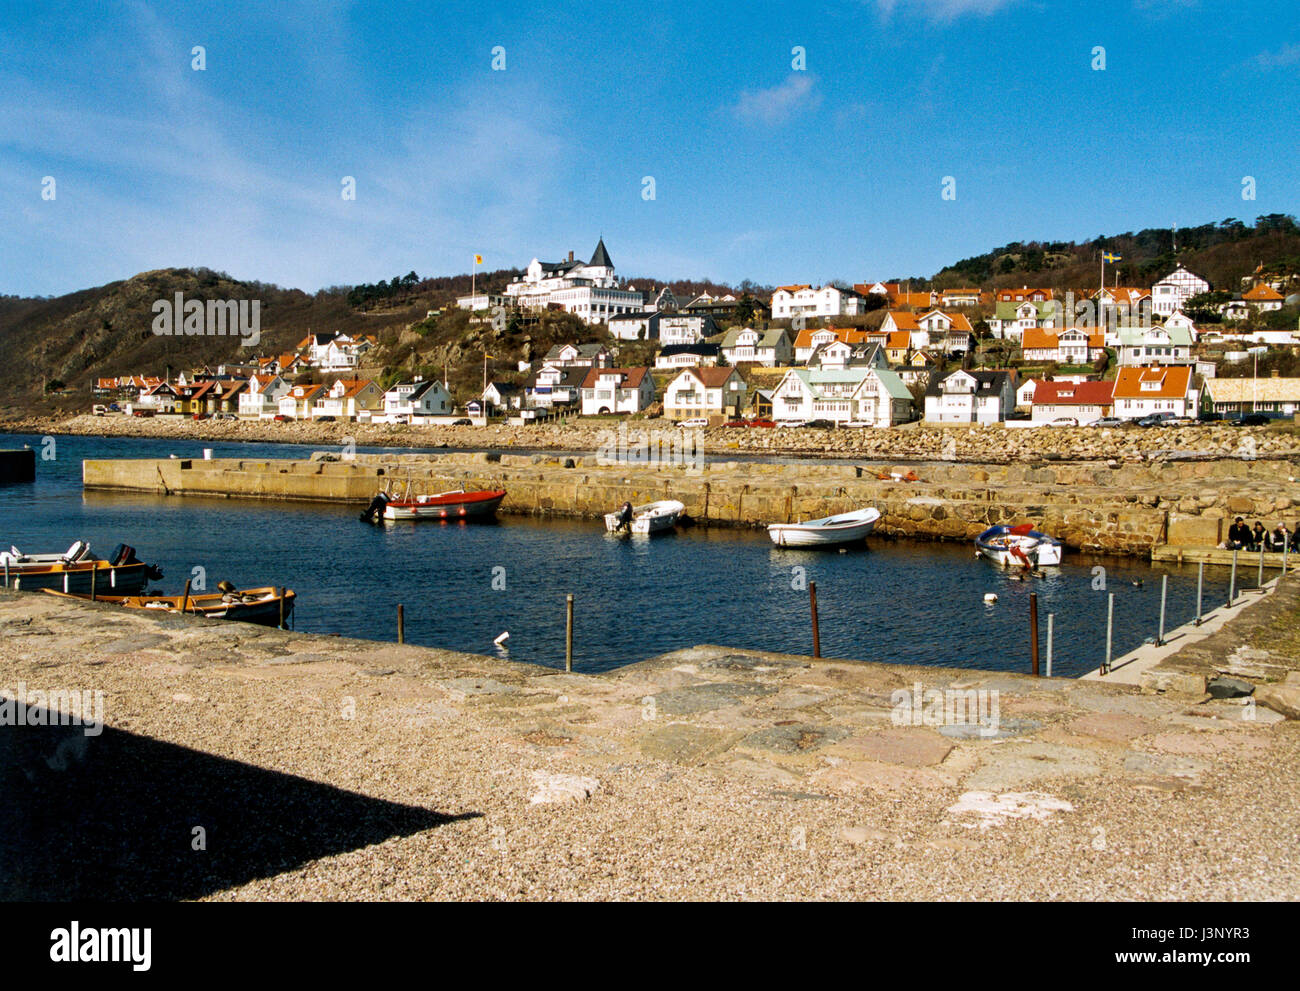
(0, 432), (1246, 677)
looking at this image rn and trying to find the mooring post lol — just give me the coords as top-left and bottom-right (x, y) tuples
(1258, 546), (1265, 589)
(181, 579), (192, 614)
(809, 581), (821, 658)
(1029, 592), (1040, 677)
(1102, 592), (1114, 675)
(1194, 561), (1204, 625)
(1229, 549), (1238, 605)
(1284, 541), (1290, 576)
(1156, 574), (1168, 646)
(2, 559), (7, 588)
(565, 593), (574, 672)
(1045, 613), (1054, 678)
(277, 588), (285, 630)
(90, 562), (97, 602)
(397, 603), (405, 644)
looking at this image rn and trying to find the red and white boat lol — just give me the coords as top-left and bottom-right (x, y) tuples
(360, 487), (506, 523)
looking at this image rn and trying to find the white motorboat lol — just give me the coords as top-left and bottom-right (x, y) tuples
(975, 524), (1063, 567)
(604, 500), (685, 535)
(768, 507), (880, 548)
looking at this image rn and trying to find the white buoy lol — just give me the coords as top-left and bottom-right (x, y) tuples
(984, 593), (998, 603)
(493, 631), (509, 646)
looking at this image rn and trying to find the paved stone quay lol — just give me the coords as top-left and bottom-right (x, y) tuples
(2, 586), (1297, 900)
(84, 450), (1300, 557)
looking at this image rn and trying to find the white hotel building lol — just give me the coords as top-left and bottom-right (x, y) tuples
(461, 238), (643, 326)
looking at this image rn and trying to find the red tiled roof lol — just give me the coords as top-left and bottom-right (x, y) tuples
(1244, 283), (1284, 301)
(1031, 380), (1115, 406)
(581, 367), (650, 390)
(679, 366), (740, 389)
(1112, 365), (1192, 400)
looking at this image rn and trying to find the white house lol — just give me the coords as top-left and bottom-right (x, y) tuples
(489, 238), (643, 325)
(1029, 380), (1115, 425)
(1016, 378), (1040, 410)
(772, 367), (912, 427)
(312, 378), (384, 420)
(1151, 266), (1211, 316)
(608, 311), (659, 341)
(543, 342), (612, 368)
(239, 373), (289, 418)
(384, 379), (454, 421)
(278, 383), (325, 420)
(481, 381), (522, 412)
(579, 367), (655, 416)
(658, 313), (717, 346)
(655, 343), (720, 369)
(719, 326), (792, 367)
(299, 332), (375, 372)
(770, 284), (869, 320)
(1021, 328), (1106, 364)
(662, 366), (747, 422)
(1116, 325), (1194, 366)
(987, 299), (1063, 341)
(1111, 365), (1197, 420)
(1242, 283), (1286, 312)
(923, 370), (1014, 424)
(524, 364), (586, 409)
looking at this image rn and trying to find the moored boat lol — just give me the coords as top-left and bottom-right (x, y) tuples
(1, 543), (162, 595)
(44, 585), (295, 627)
(768, 507), (880, 548)
(360, 487), (507, 523)
(975, 524), (1063, 567)
(604, 499), (686, 535)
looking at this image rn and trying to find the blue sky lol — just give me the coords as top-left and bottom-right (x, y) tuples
(2, 0), (1297, 296)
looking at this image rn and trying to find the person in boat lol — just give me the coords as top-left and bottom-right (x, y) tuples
(615, 501), (634, 533)
(1226, 517), (1252, 550)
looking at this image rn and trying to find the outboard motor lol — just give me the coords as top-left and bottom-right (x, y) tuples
(109, 543), (164, 581)
(359, 492), (390, 523)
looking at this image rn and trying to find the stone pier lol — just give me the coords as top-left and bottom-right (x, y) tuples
(83, 451), (1300, 558)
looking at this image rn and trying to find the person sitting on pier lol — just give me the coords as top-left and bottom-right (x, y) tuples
(1292, 524), (1300, 552)
(1227, 517), (1252, 550)
(1270, 523), (1289, 552)
(1252, 521), (1267, 551)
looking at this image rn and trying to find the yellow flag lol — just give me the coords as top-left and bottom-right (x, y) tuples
(474, 254), (483, 265)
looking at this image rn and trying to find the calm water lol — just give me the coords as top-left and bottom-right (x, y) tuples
(0, 432), (1242, 677)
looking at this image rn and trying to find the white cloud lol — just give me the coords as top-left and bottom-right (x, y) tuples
(873, 0), (1022, 21)
(731, 75), (820, 126)
(1253, 43), (1300, 70)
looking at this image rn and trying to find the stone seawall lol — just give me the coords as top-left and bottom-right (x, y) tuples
(83, 452), (1300, 557)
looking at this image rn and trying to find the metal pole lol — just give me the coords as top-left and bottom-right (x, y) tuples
(90, 562), (97, 602)
(2, 559), (7, 587)
(181, 579), (192, 614)
(278, 588), (285, 630)
(397, 603), (405, 643)
(1258, 546), (1265, 589)
(809, 581), (820, 658)
(1045, 614), (1054, 678)
(1103, 592), (1114, 675)
(1156, 574), (1168, 646)
(565, 594), (574, 672)
(1195, 561), (1204, 625)
(1229, 549), (1237, 605)
(1029, 592), (1040, 676)
(1284, 540), (1290, 576)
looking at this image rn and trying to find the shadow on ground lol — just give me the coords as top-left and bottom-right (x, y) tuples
(0, 713), (474, 899)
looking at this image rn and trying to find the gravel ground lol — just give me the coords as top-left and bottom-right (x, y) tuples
(1, 588), (1297, 901)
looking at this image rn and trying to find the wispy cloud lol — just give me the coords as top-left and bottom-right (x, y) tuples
(731, 75), (820, 126)
(1252, 43), (1300, 71)
(872, 0), (1022, 22)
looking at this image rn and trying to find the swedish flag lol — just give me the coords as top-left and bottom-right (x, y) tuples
(1102, 251), (1121, 264)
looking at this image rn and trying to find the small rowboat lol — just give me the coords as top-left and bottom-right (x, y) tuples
(604, 499), (685, 535)
(44, 586), (296, 627)
(1, 542), (162, 594)
(976, 524), (1063, 567)
(768, 507), (880, 548)
(360, 487), (507, 523)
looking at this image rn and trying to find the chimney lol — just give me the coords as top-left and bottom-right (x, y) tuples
(568, 250), (574, 262)
(1272, 369), (1280, 378)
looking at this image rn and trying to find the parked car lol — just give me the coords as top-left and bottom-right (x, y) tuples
(215, 412), (237, 421)
(192, 412), (210, 420)
(1090, 416), (1124, 427)
(1231, 412), (1280, 426)
(92, 405), (107, 416)
(1137, 412), (1178, 427)
(131, 409), (155, 418)
(451, 418), (472, 426)
(804, 419), (837, 429)
(1047, 416), (1078, 427)
(315, 415), (337, 422)
(1166, 416), (1197, 426)
(1198, 411), (1226, 423)
(108, 403), (121, 412)
(675, 417), (710, 428)
(272, 414), (291, 422)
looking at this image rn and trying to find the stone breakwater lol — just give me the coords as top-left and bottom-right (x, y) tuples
(83, 451), (1300, 557)
(13, 411), (1300, 463)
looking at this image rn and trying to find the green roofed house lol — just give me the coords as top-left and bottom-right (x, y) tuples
(987, 299), (1063, 343)
(719, 326), (792, 367)
(771, 366), (913, 427)
(1116, 325), (1194, 366)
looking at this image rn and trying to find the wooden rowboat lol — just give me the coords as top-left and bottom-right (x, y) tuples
(360, 487), (507, 522)
(44, 586), (296, 627)
(768, 507), (881, 548)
